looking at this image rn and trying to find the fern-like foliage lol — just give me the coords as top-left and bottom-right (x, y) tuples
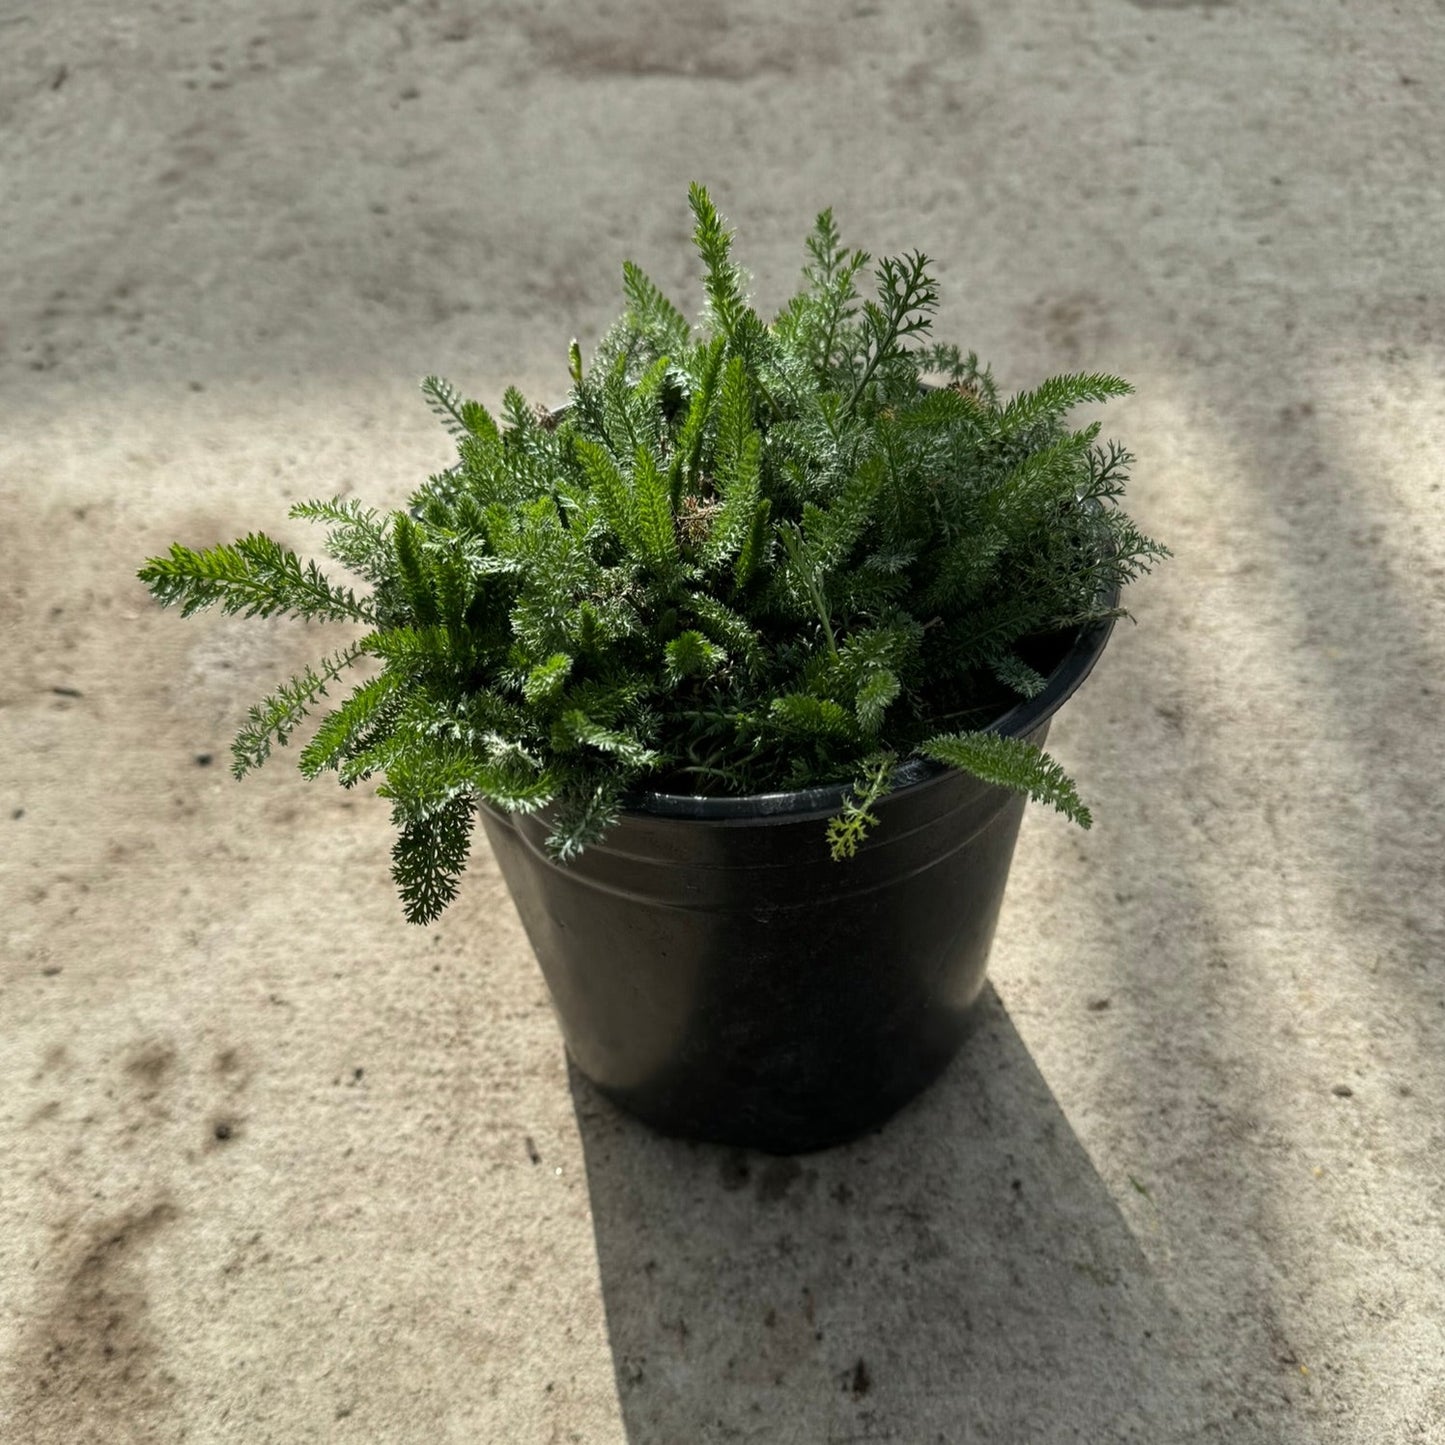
(232, 644), (368, 778)
(826, 753), (895, 860)
(689, 181), (751, 339)
(138, 185), (1166, 922)
(289, 498), (393, 585)
(622, 260), (691, 357)
(391, 794), (475, 924)
(918, 732), (1093, 827)
(138, 536), (374, 623)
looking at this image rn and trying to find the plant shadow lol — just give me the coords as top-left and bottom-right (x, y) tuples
(571, 985), (1237, 1445)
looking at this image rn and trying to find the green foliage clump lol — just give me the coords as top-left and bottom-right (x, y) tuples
(139, 185), (1166, 923)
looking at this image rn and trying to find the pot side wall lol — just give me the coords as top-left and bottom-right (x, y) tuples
(479, 718), (1050, 1154)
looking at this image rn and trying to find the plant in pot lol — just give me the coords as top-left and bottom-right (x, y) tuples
(139, 185), (1166, 1154)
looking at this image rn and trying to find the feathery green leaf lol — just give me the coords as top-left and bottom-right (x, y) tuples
(299, 671), (402, 779)
(919, 731), (1093, 826)
(623, 260), (691, 356)
(391, 794), (475, 925)
(997, 373), (1133, 437)
(138, 535), (373, 624)
(826, 753), (894, 860)
(232, 644), (367, 778)
(689, 182), (748, 338)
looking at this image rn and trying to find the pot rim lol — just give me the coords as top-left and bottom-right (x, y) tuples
(621, 586), (1120, 821)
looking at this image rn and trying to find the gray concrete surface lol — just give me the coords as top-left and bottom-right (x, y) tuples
(3, 1), (1443, 1440)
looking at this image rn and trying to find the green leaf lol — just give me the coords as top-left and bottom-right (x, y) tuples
(713, 354), (755, 484)
(391, 794), (475, 925)
(846, 251), (939, 410)
(545, 782), (622, 864)
(732, 493), (771, 591)
(672, 335), (727, 498)
(810, 454), (885, 568)
(377, 731), (554, 821)
(421, 375), (469, 436)
(685, 593), (764, 675)
(391, 512), (439, 625)
(459, 400), (501, 446)
(826, 753), (894, 860)
(989, 430), (1095, 513)
(523, 652), (573, 705)
(421, 376), (501, 446)
(990, 652), (1048, 699)
(855, 668), (900, 734)
(138, 534), (373, 623)
(502, 386), (537, 434)
(299, 671), (402, 779)
(231, 644), (367, 778)
(700, 432), (761, 569)
(631, 443), (679, 573)
(664, 630), (726, 684)
(289, 498), (392, 584)
(769, 694), (854, 738)
(623, 260), (691, 356)
(552, 710), (659, 771)
(361, 624), (455, 672)
(689, 182), (748, 337)
(574, 436), (640, 555)
(997, 373), (1132, 437)
(472, 758), (557, 815)
(918, 731), (1093, 827)
(798, 208), (871, 375)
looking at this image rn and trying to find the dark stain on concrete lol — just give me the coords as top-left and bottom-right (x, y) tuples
(206, 1114), (244, 1151)
(123, 1041), (177, 1096)
(34, 1044), (71, 1083)
(719, 1150), (751, 1191)
(1031, 292), (1111, 369)
(924, 6), (984, 54)
(847, 1356), (872, 1397)
(527, 8), (840, 81)
(11, 1200), (179, 1439)
(756, 1156), (802, 1204)
(888, 10), (984, 122)
(213, 1045), (253, 1093)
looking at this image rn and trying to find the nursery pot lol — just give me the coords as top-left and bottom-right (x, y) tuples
(480, 606), (1116, 1155)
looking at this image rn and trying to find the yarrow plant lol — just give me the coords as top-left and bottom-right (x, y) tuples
(140, 185), (1166, 923)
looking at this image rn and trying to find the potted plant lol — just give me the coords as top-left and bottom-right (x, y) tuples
(139, 185), (1165, 1153)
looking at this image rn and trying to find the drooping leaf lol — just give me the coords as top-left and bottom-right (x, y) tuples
(918, 731), (1093, 827)
(391, 794), (475, 925)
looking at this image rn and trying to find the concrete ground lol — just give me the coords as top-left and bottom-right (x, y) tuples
(3, 0), (1443, 1440)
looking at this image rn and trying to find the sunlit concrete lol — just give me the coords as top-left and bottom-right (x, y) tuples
(3, 1), (1443, 1440)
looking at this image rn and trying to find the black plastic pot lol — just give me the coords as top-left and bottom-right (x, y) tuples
(480, 606), (1117, 1155)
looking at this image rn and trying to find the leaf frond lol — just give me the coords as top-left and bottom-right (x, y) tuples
(139, 535), (374, 624)
(391, 794), (475, 924)
(918, 731), (1092, 827)
(826, 752), (894, 860)
(232, 643), (367, 778)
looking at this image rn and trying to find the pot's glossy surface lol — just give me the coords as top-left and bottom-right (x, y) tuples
(480, 609), (1114, 1154)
